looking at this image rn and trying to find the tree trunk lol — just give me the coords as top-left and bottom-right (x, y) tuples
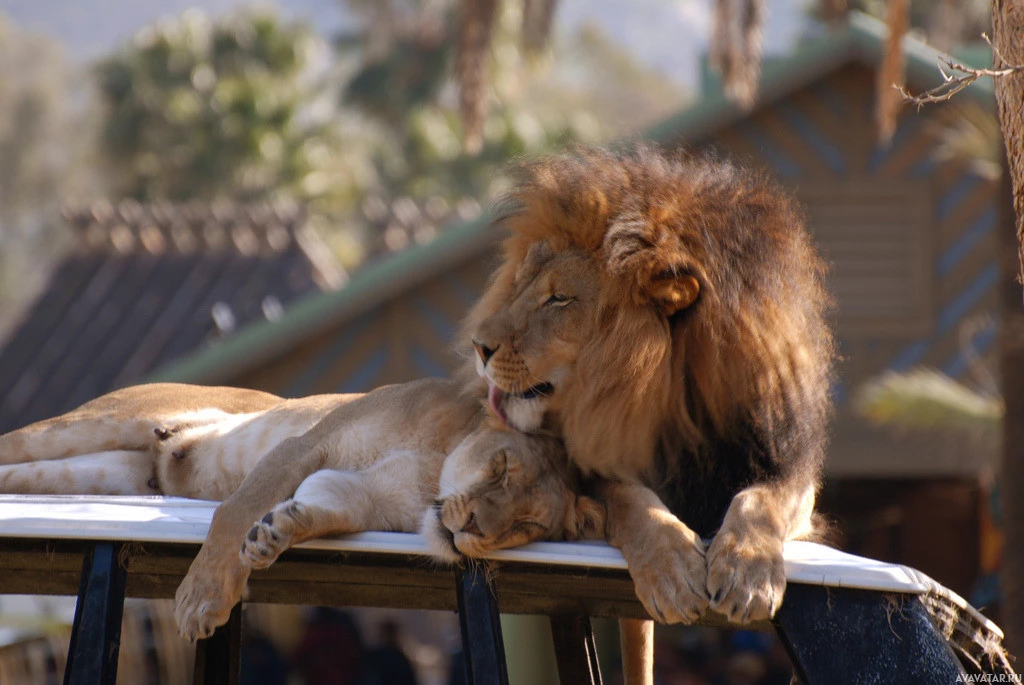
(992, 0), (1024, 660)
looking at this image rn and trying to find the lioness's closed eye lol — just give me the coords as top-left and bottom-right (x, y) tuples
(419, 426), (605, 563)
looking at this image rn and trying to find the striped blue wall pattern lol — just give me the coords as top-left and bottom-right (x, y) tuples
(338, 345), (389, 393)
(413, 295), (457, 341)
(411, 345), (450, 378)
(937, 175), (985, 220)
(444, 273), (485, 309)
(938, 206), (997, 277)
(832, 381), (847, 406)
(810, 81), (851, 123)
(888, 264), (999, 372)
(776, 102), (847, 175)
(283, 315), (374, 397)
(868, 115), (924, 173)
(734, 120), (802, 177)
(910, 153), (939, 178)
(942, 323), (998, 379)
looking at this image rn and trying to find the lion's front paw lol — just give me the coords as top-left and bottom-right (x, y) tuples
(241, 504), (300, 570)
(706, 529), (785, 624)
(174, 552), (249, 641)
(625, 524), (709, 624)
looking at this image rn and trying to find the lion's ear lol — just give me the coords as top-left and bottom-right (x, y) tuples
(649, 272), (700, 317)
(569, 495), (606, 540)
(604, 213), (701, 316)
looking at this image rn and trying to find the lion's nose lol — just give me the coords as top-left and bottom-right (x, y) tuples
(461, 513), (483, 537)
(473, 341), (498, 365)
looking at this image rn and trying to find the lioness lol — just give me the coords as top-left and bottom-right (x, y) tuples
(466, 146), (833, 626)
(0, 382), (604, 638)
(172, 378), (608, 640)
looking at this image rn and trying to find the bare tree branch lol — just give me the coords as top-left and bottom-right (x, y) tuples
(899, 34), (1024, 108)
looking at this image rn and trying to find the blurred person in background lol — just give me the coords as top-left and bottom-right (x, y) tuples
(363, 619), (419, 685)
(291, 608), (367, 685)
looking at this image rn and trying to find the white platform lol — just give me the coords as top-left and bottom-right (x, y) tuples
(0, 495), (928, 594)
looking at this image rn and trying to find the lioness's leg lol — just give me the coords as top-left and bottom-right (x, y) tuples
(241, 469), (377, 570)
(600, 480), (709, 624)
(174, 433), (329, 641)
(0, 451), (157, 495)
(705, 480), (815, 623)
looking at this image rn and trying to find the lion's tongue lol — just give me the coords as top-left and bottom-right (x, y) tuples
(488, 384), (508, 425)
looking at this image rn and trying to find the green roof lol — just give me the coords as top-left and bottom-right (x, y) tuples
(147, 12), (995, 386)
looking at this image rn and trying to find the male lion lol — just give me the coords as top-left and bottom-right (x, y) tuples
(466, 146), (833, 625)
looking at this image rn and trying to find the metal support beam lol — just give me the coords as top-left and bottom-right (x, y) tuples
(550, 614), (602, 685)
(193, 603), (243, 685)
(774, 583), (967, 684)
(64, 542), (128, 685)
(456, 565), (509, 685)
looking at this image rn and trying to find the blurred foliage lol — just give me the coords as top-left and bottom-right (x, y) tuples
(0, 14), (97, 338)
(0, 3), (685, 281)
(338, 0), (600, 209)
(336, 0), (682, 218)
(96, 9), (377, 216)
(854, 368), (1001, 443)
(929, 101), (1004, 182)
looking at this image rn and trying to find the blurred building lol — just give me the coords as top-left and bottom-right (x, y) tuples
(0, 200), (344, 435)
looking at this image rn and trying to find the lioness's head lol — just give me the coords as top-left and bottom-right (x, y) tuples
(421, 420), (604, 563)
(464, 146), (832, 480)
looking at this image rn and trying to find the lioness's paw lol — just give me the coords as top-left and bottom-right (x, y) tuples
(174, 553), (248, 641)
(241, 506), (298, 570)
(626, 524), (709, 624)
(706, 529), (785, 624)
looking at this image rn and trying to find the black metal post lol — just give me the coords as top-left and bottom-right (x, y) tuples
(774, 583), (967, 684)
(193, 603), (243, 685)
(64, 542), (128, 685)
(455, 564), (509, 685)
(550, 614), (602, 685)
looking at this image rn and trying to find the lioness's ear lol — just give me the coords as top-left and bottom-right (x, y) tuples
(569, 495), (606, 540)
(649, 272), (700, 317)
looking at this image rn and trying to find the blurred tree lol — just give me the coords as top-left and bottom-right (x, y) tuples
(989, 0), (1024, 660)
(96, 9), (377, 217)
(341, 0), (560, 153)
(0, 14), (96, 339)
(840, 0), (991, 50)
(338, 0), (681, 218)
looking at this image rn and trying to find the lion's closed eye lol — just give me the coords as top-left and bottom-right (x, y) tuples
(543, 293), (573, 307)
(512, 520), (545, 537)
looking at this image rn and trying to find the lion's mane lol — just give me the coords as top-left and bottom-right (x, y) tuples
(470, 146), (835, 536)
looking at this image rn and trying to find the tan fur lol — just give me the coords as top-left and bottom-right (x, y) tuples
(0, 384), (308, 495)
(464, 147), (833, 631)
(172, 379), (602, 641)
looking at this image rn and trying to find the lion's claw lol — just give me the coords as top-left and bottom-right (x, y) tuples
(626, 527), (709, 625)
(706, 531), (785, 624)
(174, 551), (249, 641)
